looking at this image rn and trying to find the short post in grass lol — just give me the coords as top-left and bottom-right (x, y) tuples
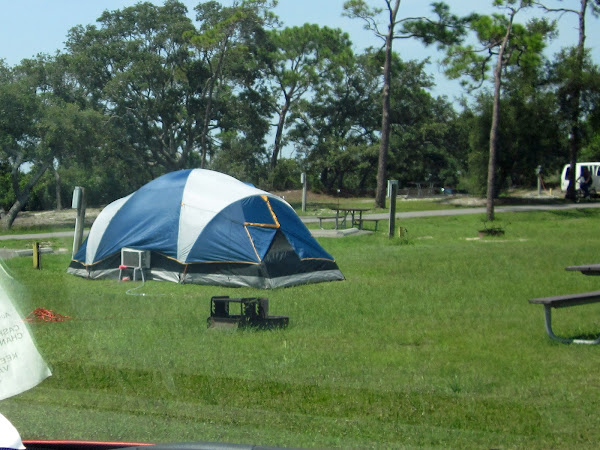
(71, 186), (87, 257)
(387, 180), (398, 238)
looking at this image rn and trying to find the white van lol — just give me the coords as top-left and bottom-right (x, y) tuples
(560, 162), (600, 192)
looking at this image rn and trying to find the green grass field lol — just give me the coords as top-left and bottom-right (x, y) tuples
(1, 209), (600, 448)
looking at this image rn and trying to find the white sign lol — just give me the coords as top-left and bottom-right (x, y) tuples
(0, 274), (51, 401)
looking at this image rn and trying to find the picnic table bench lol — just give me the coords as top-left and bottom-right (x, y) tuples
(357, 218), (381, 231)
(316, 215), (339, 229)
(529, 264), (600, 344)
(565, 264), (600, 276)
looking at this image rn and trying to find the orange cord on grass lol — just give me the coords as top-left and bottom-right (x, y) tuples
(24, 308), (71, 323)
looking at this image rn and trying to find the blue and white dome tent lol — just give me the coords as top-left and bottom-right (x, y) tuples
(68, 169), (344, 288)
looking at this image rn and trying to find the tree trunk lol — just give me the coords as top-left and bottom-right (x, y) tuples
(487, 68), (502, 221)
(200, 91), (214, 169)
(1, 197), (27, 231)
(1, 160), (52, 230)
(375, 0), (400, 209)
(200, 36), (230, 169)
(271, 97), (290, 169)
(486, 11), (515, 221)
(566, 0), (587, 201)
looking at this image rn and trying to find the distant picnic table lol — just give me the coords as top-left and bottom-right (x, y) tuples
(316, 207), (379, 230)
(331, 207), (370, 229)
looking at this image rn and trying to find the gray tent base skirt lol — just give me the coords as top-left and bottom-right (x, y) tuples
(67, 263), (345, 289)
(183, 269), (345, 289)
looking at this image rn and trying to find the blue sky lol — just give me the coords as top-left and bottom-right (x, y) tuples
(1, 0), (599, 101)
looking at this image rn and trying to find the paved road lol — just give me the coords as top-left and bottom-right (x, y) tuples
(301, 201), (600, 224)
(1, 201), (599, 243)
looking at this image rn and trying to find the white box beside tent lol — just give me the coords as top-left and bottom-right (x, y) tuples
(121, 248), (151, 269)
(560, 162), (600, 192)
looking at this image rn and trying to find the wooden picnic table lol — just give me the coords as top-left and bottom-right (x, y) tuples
(529, 263), (600, 344)
(331, 207), (370, 229)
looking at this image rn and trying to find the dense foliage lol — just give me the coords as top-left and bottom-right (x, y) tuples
(1, 0), (600, 227)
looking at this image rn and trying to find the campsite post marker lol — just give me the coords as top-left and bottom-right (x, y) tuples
(301, 172), (307, 212)
(388, 180), (398, 238)
(72, 186), (86, 258)
(33, 242), (41, 270)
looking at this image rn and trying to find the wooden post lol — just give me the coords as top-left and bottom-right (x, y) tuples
(33, 242), (41, 269)
(388, 180), (398, 238)
(72, 187), (86, 258)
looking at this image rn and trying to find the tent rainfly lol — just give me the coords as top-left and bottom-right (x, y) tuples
(67, 169), (344, 289)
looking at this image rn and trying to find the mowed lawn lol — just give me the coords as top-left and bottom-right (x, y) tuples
(1, 209), (600, 448)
